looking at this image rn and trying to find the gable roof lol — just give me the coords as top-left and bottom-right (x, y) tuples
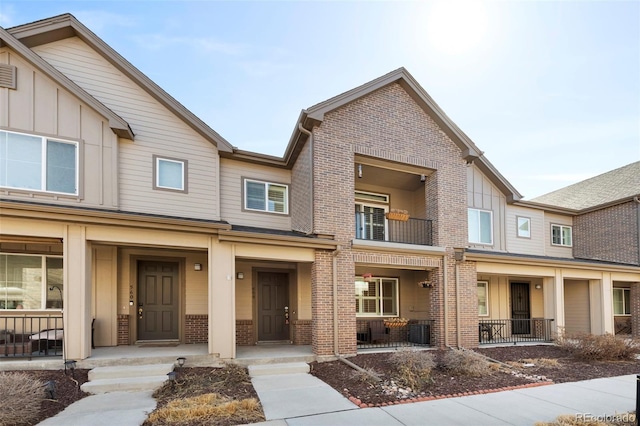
(530, 161), (640, 211)
(0, 25), (134, 140)
(282, 67), (523, 202)
(7, 14), (234, 152)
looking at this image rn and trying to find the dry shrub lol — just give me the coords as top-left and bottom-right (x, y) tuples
(443, 348), (495, 377)
(388, 349), (435, 391)
(147, 393), (263, 425)
(522, 358), (560, 368)
(0, 372), (45, 426)
(534, 412), (636, 426)
(350, 368), (381, 385)
(557, 333), (637, 361)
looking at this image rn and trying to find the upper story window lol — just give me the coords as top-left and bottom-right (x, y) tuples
(355, 191), (389, 241)
(551, 224), (572, 247)
(154, 155), (187, 192)
(468, 208), (493, 245)
(355, 276), (398, 317)
(613, 288), (630, 316)
(0, 130), (78, 195)
(0, 253), (63, 310)
(517, 216), (531, 238)
(244, 179), (288, 214)
(478, 281), (489, 316)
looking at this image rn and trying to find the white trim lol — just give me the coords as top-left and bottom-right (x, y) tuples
(355, 276), (399, 317)
(516, 216), (531, 239)
(478, 281), (489, 316)
(243, 178), (289, 214)
(551, 224), (573, 247)
(155, 157), (185, 191)
(613, 287), (631, 316)
(468, 208), (493, 245)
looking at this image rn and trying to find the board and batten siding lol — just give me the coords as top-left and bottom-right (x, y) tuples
(220, 158), (292, 230)
(467, 165), (507, 251)
(32, 38), (220, 221)
(543, 212), (574, 258)
(505, 205), (545, 255)
(0, 47), (118, 209)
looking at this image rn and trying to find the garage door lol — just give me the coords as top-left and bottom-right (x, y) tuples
(564, 280), (590, 334)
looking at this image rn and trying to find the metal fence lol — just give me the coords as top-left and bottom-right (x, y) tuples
(355, 212), (433, 246)
(478, 318), (554, 345)
(357, 319), (435, 349)
(0, 315), (64, 359)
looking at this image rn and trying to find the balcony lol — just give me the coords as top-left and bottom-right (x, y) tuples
(355, 211), (433, 246)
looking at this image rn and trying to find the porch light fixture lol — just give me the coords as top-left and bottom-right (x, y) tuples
(194, 263), (202, 271)
(535, 284), (542, 290)
(44, 380), (56, 400)
(236, 272), (244, 280)
(362, 273), (373, 282)
(176, 357), (186, 367)
(420, 174), (426, 182)
(358, 164), (363, 178)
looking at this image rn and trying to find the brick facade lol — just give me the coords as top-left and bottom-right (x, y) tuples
(574, 201), (639, 265)
(185, 314), (208, 344)
(235, 320), (254, 346)
(117, 314), (129, 345)
(631, 284), (640, 339)
(292, 319), (312, 345)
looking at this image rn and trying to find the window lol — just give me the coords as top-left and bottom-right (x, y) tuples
(551, 224), (572, 247)
(613, 288), (631, 316)
(355, 191), (389, 241)
(0, 254), (63, 310)
(154, 156), (187, 192)
(355, 277), (398, 317)
(0, 129), (78, 195)
(468, 208), (493, 245)
(517, 216), (531, 238)
(244, 179), (288, 214)
(478, 281), (489, 316)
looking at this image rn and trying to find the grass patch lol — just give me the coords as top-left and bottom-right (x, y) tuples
(147, 393), (263, 425)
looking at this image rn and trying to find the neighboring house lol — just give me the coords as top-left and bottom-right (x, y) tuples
(0, 14), (638, 361)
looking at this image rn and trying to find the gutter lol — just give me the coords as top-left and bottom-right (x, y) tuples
(298, 123), (315, 235)
(442, 255), (449, 347)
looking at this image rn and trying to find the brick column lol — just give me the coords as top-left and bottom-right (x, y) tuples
(631, 284), (640, 338)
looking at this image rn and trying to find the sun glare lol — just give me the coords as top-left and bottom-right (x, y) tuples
(425, 1), (489, 55)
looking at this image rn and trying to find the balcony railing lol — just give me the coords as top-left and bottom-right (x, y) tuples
(355, 212), (433, 246)
(478, 318), (554, 345)
(357, 319), (435, 349)
(0, 315), (64, 359)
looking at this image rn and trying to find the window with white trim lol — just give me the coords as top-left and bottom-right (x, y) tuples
(551, 224), (572, 247)
(244, 179), (288, 214)
(468, 208), (493, 245)
(0, 129), (78, 195)
(478, 281), (489, 316)
(154, 156), (187, 192)
(517, 216), (531, 238)
(613, 288), (630, 316)
(355, 191), (389, 241)
(355, 276), (398, 317)
(0, 253), (63, 310)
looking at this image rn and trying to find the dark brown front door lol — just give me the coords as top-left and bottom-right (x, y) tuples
(258, 272), (289, 341)
(511, 282), (531, 334)
(137, 261), (179, 341)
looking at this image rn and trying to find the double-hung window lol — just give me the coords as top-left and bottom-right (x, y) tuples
(0, 130), (78, 195)
(551, 224), (572, 247)
(355, 276), (398, 317)
(613, 288), (630, 316)
(0, 253), (63, 310)
(468, 208), (493, 245)
(154, 156), (187, 192)
(244, 179), (288, 214)
(478, 281), (489, 316)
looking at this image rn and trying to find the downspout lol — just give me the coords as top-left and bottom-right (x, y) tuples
(455, 261), (461, 348)
(298, 123), (314, 235)
(442, 255), (449, 347)
(332, 246), (342, 356)
(635, 197), (640, 265)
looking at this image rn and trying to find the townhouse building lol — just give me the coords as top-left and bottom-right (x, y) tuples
(0, 14), (638, 361)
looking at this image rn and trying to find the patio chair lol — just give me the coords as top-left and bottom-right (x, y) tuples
(369, 321), (390, 344)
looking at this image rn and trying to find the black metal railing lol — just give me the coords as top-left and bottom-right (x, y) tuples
(0, 315), (64, 359)
(355, 212), (433, 246)
(478, 318), (554, 344)
(357, 319), (435, 349)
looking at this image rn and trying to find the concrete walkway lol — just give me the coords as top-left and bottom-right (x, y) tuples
(252, 374), (637, 426)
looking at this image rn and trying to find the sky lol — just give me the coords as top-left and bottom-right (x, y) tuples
(1, 0), (638, 199)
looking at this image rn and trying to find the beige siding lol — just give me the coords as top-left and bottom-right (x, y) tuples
(235, 261), (253, 320)
(296, 263), (312, 320)
(32, 38), (220, 220)
(220, 158), (291, 230)
(543, 213), (574, 258)
(481, 275), (545, 320)
(0, 47), (119, 208)
(93, 246), (118, 346)
(505, 205), (545, 255)
(467, 165), (507, 251)
(564, 279), (590, 334)
(356, 183), (418, 214)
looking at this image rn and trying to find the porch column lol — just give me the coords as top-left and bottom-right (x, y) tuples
(549, 270), (565, 336)
(208, 237), (235, 359)
(63, 225), (92, 360)
(596, 274), (614, 334)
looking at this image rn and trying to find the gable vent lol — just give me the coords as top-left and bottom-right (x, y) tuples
(0, 64), (17, 89)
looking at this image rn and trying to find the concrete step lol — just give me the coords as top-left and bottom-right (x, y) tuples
(248, 362), (310, 377)
(81, 375), (169, 394)
(88, 363), (174, 381)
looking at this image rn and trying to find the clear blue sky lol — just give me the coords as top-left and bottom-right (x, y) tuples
(2, 1), (638, 199)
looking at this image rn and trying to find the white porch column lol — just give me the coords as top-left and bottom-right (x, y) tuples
(589, 279), (603, 334)
(549, 269), (565, 335)
(63, 225), (92, 360)
(208, 237), (236, 359)
(600, 274), (614, 334)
